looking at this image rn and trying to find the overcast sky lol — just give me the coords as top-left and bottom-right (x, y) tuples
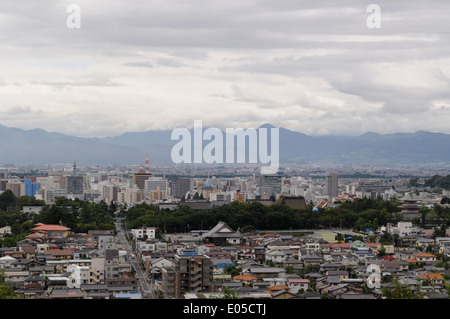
(0, 0), (449, 138)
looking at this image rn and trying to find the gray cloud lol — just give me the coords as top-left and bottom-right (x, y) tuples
(0, 0), (449, 137)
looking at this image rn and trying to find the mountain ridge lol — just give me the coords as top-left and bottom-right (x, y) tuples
(0, 123), (448, 166)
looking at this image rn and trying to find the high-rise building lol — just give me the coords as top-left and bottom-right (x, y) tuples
(5, 182), (22, 198)
(102, 185), (119, 202)
(170, 178), (191, 199)
(66, 175), (84, 195)
(65, 162), (84, 195)
(144, 177), (168, 192)
(24, 178), (40, 197)
(326, 173), (339, 198)
(258, 174), (282, 194)
(130, 167), (152, 190)
(0, 179), (7, 191)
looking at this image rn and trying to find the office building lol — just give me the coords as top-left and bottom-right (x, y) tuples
(24, 178), (40, 197)
(66, 175), (84, 195)
(258, 174), (282, 194)
(130, 168), (152, 190)
(170, 178), (191, 199)
(326, 173), (339, 198)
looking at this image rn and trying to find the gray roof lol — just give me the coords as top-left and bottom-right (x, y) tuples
(81, 284), (108, 290)
(250, 267), (284, 273)
(327, 275), (341, 284)
(339, 293), (374, 299)
(202, 221), (240, 238)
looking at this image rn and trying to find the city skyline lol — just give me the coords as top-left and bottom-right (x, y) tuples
(0, 1), (449, 138)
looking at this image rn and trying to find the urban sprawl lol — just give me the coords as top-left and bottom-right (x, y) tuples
(1, 156), (450, 300)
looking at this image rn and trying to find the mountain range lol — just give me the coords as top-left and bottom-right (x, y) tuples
(0, 123), (449, 167)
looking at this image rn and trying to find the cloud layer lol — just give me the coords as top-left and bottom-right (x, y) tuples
(0, 0), (449, 137)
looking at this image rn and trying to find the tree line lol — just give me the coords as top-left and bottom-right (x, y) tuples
(121, 197), (405, 234)
(2, 188), (449, 248)
(0, 190), (116, 247)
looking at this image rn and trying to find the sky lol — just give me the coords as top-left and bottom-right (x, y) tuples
(0, 0), (450, 138)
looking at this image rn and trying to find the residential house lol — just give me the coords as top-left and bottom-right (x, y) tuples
(300, 254), (322, 267)
(0, 226), (12, 236)
(4, 269), (30, 288)
(265, 249), (287, 264)
(265, 285), (295, 299)
(48, 288), (84, 299)
(44, 249), (74, 260)
(327, 270), (349, 282)
(416, 237), (434, 248)
(287, 276), (309, 293)
(236, 245), (256, 260)
(81, 284), (110, 299)
(246, 267), (286, 281)
(328, 284), (349, 298)
(406, 252), (438, 264)
(233, 274), (258, 286)
(149, 257), (174, 280)
(419, 272), (445, 287)
(30, 223), (71, 240)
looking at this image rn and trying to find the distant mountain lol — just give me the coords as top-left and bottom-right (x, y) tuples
(0, 124), (142, 166)
(0, 123), (448, 166)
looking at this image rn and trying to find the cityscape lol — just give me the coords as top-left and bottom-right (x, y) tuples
(1, 0), (450, 314)
(0, 156), (450, 303)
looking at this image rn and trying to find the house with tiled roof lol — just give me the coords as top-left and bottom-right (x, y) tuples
(406, 252), (438, 263)
(44, 249), (74, 260)
(264, 285), (294, 299)
(5, 250), (24, 259)
(25, 232), (46, 243)
(328, 283), (349, 298)
(31, 223), (71, 240)
(328, 242), (351, 252)
(233, 274), (258, 286)
(419, 272), (445, 286)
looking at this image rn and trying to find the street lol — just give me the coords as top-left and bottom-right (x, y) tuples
(116, 224), (155, 299)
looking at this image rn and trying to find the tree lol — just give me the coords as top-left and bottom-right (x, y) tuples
(216, 287), (240, 299)
(382, 275), (424, 299)
(378, 245), (386, 257)
(0, 269), (21, 299)
(379, 231), (394, 245)
(372, 217), (379, 231)
(224, 265), (240, 277)
(0, 190), (17, 211)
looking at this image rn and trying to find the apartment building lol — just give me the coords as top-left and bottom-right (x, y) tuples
(161, 254), (214, 298)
